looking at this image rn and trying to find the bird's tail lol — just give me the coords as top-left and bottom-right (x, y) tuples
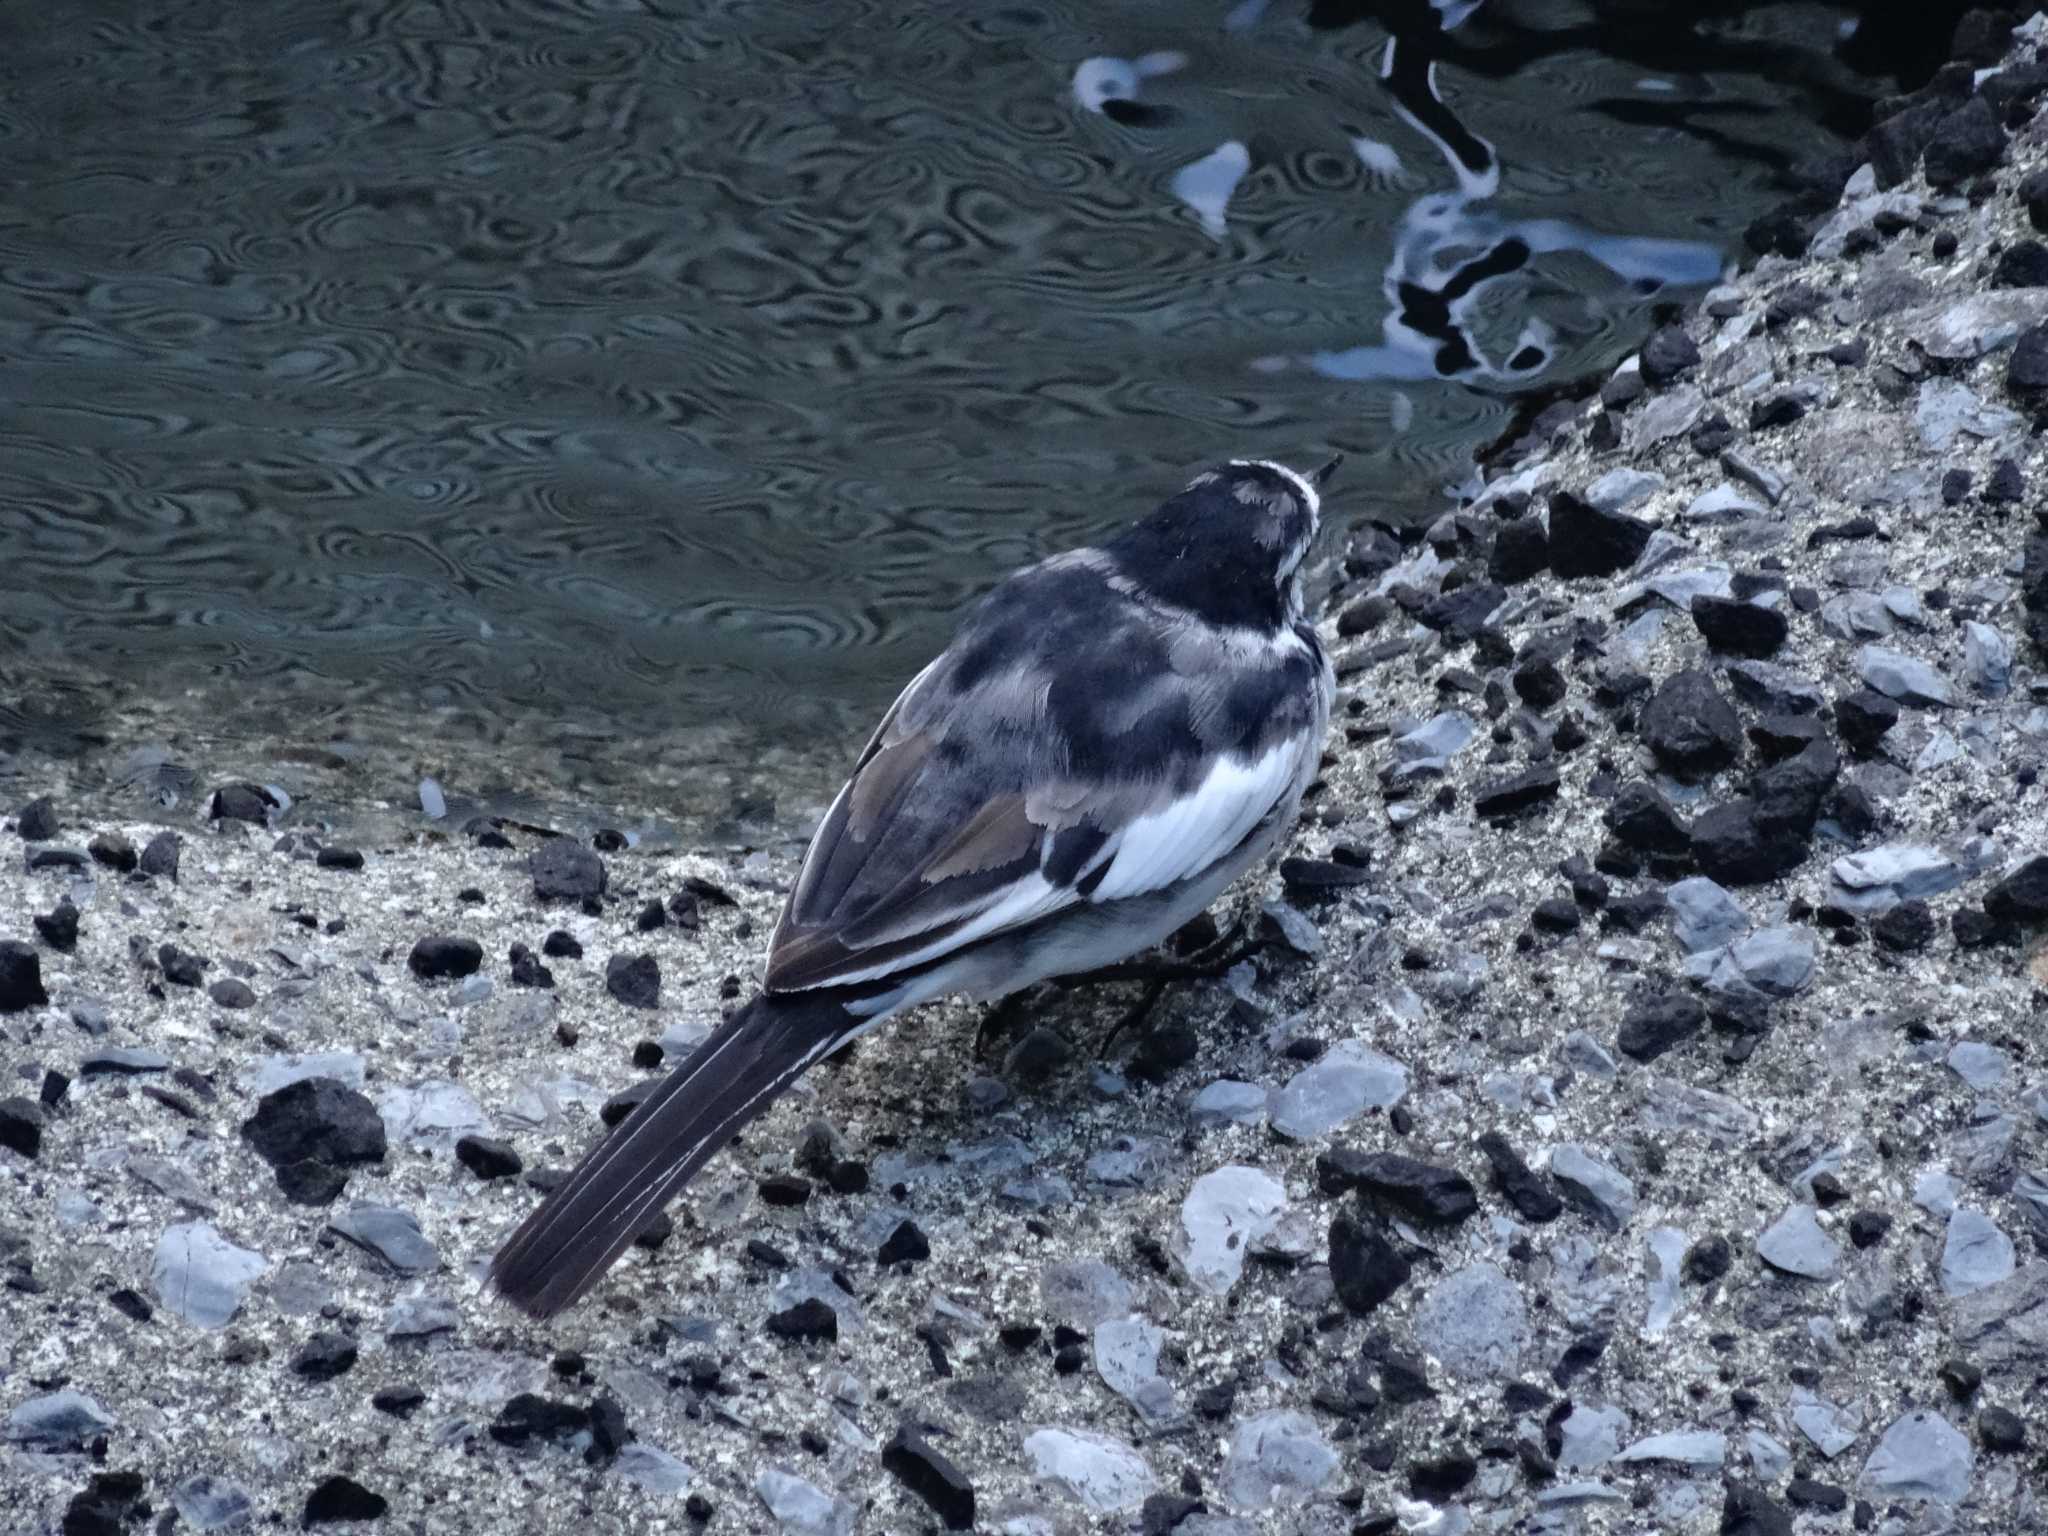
(488, 990), (861, 1319)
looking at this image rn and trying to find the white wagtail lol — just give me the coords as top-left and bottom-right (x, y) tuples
(490, 457), (1340, 1317)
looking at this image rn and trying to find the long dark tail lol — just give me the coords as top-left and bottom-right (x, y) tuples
(488, 990), (861, 1318)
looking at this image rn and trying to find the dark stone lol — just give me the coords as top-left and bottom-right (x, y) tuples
(1683, 1233), (1733, 1284)
(2014, 323), (2048, 398)
(1865, 96), (1946, 188)
(1638, 324), (1701, 385)
(1873, 900), (1935, 952)
(1690, 799), (1805, 886)
(588, 1394), (630, 1460)
(1604, 781), (1692, 854)
(1986, 457), (2025, 503)
(1641, 670), (1742, 781)
(1419, 581), (1505, 639)
(1337, 594), (1391, 636)
(33, 899), (78, 952)
(1827, 337), (1867, 367)
(1752, 739), (1837, 835)
(529, 838), (608, 902)
(1986, 856), (2048, 923)
(316, 846), (364, 871)
(157, 943), (205, 986)
(455, 1135), (522, 1180)
(1473, 766), (1560, 819)
(1618, 991), (1706, 1062)
(28, 846), (88, 872)
(0, 941), (49, 1012)
(1512, 659), (1567, 710)
(60, 1472), (147, 1536)
(1130, 1023), (1198, 1082)
(1489, 516), (1550, 584)
(408, 935), (481, 981)
(1748, 714), (1823, 761)
(139, 831), (181, 881)
(1835, 690), (1898, 757)
(209, 783), (276, 825)
(1690, 411), (1737, 455)
(1721, 1483), (1795, 1536)
(766, 1297), (839, 1342)
(1476, 1131), (1563, 1222)
(1549, 491), (1652, 579)
(240, 1077), (386, 1205)
(293, 1331), (359, 1381)
(1994, 239), (2048, 288)
(1407, 1451), (1478, 1500)
(1278, 857), (1371, 904)
(883, 1425), (976, 1531)
(635, 899), (666, 932)
(1692, 596), (1788, 659)
(1942, 1358), (1984, 1399)
(1922, 96), (2005, 187)
(1748, 393), (1807, 431)
(0, 1096), (44, 1158)
(1785, 1478), (1847, 1512)
(1531, 897), (1580, 933)
(209, 978), (256, 1009)
(507, 943), (554, 988)
(304, 1476), (388, 1525)
(879, 1219), (931, 1265)
(1942, 468), (1974, 505)
(758, 1173), (812, 1207)
(605, 952), (660, 1009)
(1330, 1214), (1410, 1315)
(1848, 1209), (1892, 1248)
(1978, 1406), (2025, 1453)
(15, 796), (57, 840)
(87, 833), (137, 873)
(1140, 1494), (1205, 1536)
(1319, 1149), (1477, 1225)
(488, 1393), (589, 1446)
(371, 1385), (426, 1417)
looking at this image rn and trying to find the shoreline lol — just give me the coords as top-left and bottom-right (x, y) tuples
(9, 16), (2048, 1536)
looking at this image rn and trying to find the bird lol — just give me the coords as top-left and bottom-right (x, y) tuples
(488, 456), (1341, 1317)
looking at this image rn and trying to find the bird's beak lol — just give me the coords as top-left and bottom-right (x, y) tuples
(1308, 454), (1343, 490)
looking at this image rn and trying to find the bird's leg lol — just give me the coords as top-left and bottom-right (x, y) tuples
(1052, 911), (1262, 990)
(973, 988), (1038, 1063)
(1097, 977), (1171, 1058)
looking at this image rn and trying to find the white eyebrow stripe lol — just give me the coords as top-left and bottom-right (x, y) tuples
(1229, 458), (1320, 517)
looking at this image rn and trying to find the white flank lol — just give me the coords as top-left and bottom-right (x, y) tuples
(1089, 740), (1299, 903)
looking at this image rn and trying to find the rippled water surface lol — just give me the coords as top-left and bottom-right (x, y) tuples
(0, 0), (1888, 827)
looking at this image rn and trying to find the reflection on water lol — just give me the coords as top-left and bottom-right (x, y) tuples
(0, 0), (1890, 828)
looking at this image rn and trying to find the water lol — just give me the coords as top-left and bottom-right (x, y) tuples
(0, 1), (1893, 832)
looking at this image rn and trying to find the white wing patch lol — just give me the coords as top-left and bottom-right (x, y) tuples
(808, 872), (1072, 989)
(1087, 739), (1302, 903)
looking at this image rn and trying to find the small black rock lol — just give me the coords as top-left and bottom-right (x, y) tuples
(304, 1475), (388, 1525)
(33, 899), (78, 953)
(87, 833), (137, 873)
(1786, 1479), (1847, 1513)
(1618, 991), (1706, 1063)
(316, 846), (364, 871)
(1548, 490), (1652, 579)
(541, 929), (583, 959)
(1638, 323), (1701, 385)
(1835, 689), (1898, 756)
(208, 977), (256, 1009)
(1986, 855), (2048, 923)
(240, 1077), (387, 1205)
(1692, 596), (1788, 658)
(635, 899), (666, 932)
(139, 830), (181, 881)
(766, 1297), (839, 1342)
(15, 796), (58, 841)
(508, 943), (555, 988)
(1977, 1407), (2025, 1453)
(1985, 457), (2025, 503)
(1329, 1214), (1410, 1315)
(455, 1134), (522, 1180)
(1512, 659), (1567, 710)
(293, 1331), (360, 1381)
(883, 1425), (976, 1531)
(1531, 897), (1579, 934)
(1922, 95), (2005, 187)
(606, 952), (660, 1009)
(1641, 669), (1742, 781)
(1873, 899), (1934, 952)
(1489, 516), (1550, 584)
(0, 940), (50, 1012)
(529, 838), (608, 902)
(879, 1219), (931, 1265)
(408, 935), (481, 981)
(209, 783), (277, 825)
(1604, 781), (1692, 854)
(1690, 799), (1806, 886)
(1476, 1132), (1562, 1222)
(1748, 393), (1807, 431)
(0, 1096), (45, 1158)
(1720, 1483), (1794, 1536)
(488, 1393), (589, 1446)
(1682, 1233), (1732, 1284)
(2009, 321), (2048, 392)
(1320, 1148), (1477, 1225)
(1473, 766), (1560, 819)
(371, 1385), (426, 1417)
(157, 943), (205, 986)
(1847, 1209), (1892, 1249)
(1407, 1451), (1478, 1500)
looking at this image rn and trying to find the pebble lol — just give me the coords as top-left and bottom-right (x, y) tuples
(1614, 1430), (1726, 1469)
(606, 952), (661, 1009)
(1040, 1258), (1133, 1328)
(1946, 1042), (2010, 1092)
(1557, 1403), (1630, 1470)
(379, 1081), (490, 1152)
(1550, 1145), (1637, 1230)
(1412, 1263), (1528, 1380)
(0, 940), (49, 1012)
(529, 837), (608, 902)
(1188, 1079), (1266, 1129)
(1640, 669), (1742, 780)
(1901, 288), (2048, 359)
(1829, 844), (1960, 913)
(755, 1467), (855, 1536)
(1861, 1411), (1974, 1502)
(241, 1077), (386, 1204)
(1585, 467), (1663, 514)
(407, 935), (481, 981)
(1220, 1410), (1337, 1510)
(1667, 876), (1749, 953)
(1756, 1205), (1840, 1279)
(1267, 1040), (1408, 1139)
(1644, 1227), (1687, 1338)
(1855, 644), (1957, 707)
(4, 1389), (119, 1448)
(618, 1445), (697, 1497)
(1022, 1427), (1156, 1514)
(1549, 489), (1653, 578)
(1942, 1208), (2016, 1297)
(1791, 1387), (1864, 1458)
(171, 1476), (255, 1532)
(1092, 1316), (1176, 1425)
(1180, 1165), (1286, 1295)
(1961, 621), (2013, 698)
(328, 1204), (439, 1275)
(152, 1221), (267, 1328)
(1329, 1213), (1410, 1315)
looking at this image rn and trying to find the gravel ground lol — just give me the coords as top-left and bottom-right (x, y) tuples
(8, 16), (2048, 1536)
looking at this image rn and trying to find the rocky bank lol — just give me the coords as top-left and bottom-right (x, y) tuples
(8, 14), (2048, 1536)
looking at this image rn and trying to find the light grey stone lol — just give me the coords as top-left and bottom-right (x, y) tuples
(327, 1205), (438, 1277)
(1393, 711), (1477, 764)
(1829, 844), (1961, 913)
(1413, 1263), (1528, 1381)
(1820, 591), (1895, 641)
(755, 1467), (855, 1536)
(1586, 468), (1664, 514)
(1756, 1205), (1839, 1279)
(4, 1389), (118, 1448)
(1628, 386), (1704, 450)
(1562, 1030), (1618, 1079)
(1791, 1388), (1864, 1458)
(1962, 622), (2013, 698)
(1916, 1167), (1961, 1217)
(1644, 1227), (1687, 1339)
(1683, 484), (1764, 523)
(1861, 1411), (1974, 1503)
(172, 1476), (254, 1532)
(1041, 1259), (1133, 1328)
(1189, 1080), (1267, 1129)
(1947, 1042), (2010, 1092)
(1268, 1041), (1408, 1140)
(1747, 1430), (1792, 1481)
(618, 1444), (696, 1496)
(1899, 289), (2048, 360)
(386, 1292), (459, 1340)
(153, 1221), (267, 1329)
(1856, 644), (1957, 707)
(1024, 1427), (1156, 1514)
(1667, 877), (1749, 954)
(1640, 1077), (1758, 1146)
(1222, 1411), (1338, 1510)
(377, 1079), (490, 1152)
(1953, 1263), (2048, 1374)
(1551, 1145), (1636, 1231)
(1730, 925), (1815, 996)
(1613, 1430), (1725, 1469)
(1557, 1403), (1630, 1470)
(1942, 1207), (2016, 1297)
(1093, 1316), (1177, 1426)
(1180, 1165), (1285, 1296)
(1913, 381), (2022, 451)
